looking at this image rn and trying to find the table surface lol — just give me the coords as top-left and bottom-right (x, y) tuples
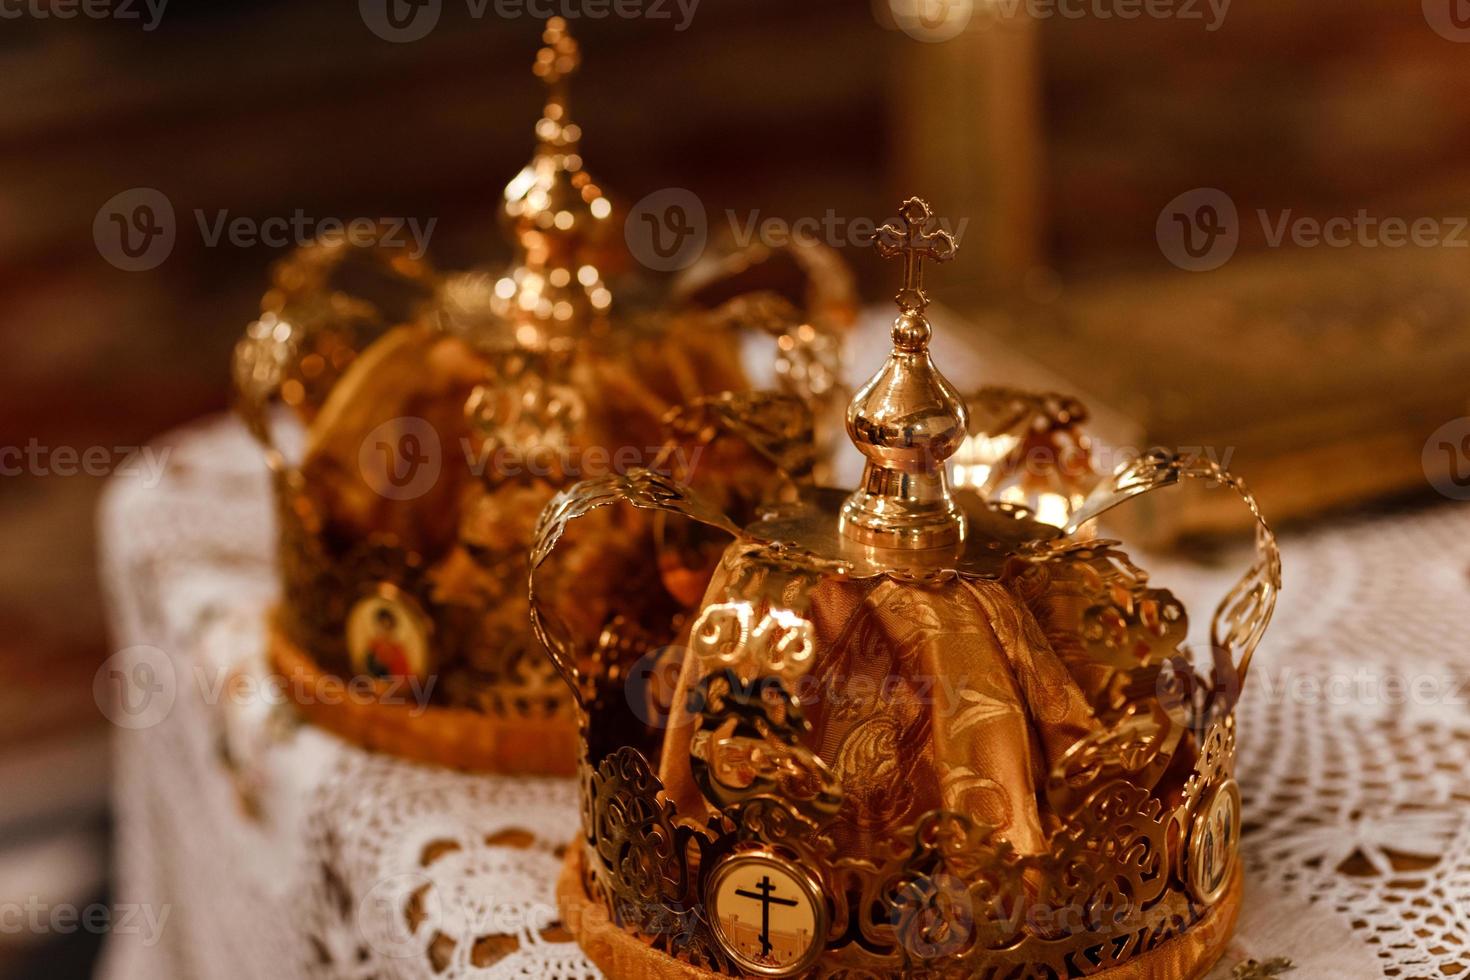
(94, 414), (1470, 980)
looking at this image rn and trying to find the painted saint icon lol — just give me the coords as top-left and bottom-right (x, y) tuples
(1189, 778), (1241, 905)
(346, 584), (432, 683)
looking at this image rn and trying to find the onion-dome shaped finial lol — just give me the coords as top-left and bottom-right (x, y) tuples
(839, 196), (968, 549)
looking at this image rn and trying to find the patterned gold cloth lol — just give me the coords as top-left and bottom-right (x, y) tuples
(660, 558), (1100, 858)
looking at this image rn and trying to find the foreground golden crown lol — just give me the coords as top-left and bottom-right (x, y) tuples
(533, 197), (1280, 976)
(230, 19), (854, 773)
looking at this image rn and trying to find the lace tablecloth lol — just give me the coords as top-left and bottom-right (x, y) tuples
(96, 416), (1469, 980)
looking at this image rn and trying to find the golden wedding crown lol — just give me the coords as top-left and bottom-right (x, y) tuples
(230, 18), (855, 773)
(532, 197), (1281, 978)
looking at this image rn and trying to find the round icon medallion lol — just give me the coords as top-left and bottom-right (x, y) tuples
(1188, 777), (1241, 905)
(346, 583), (433, 683)
(705, 849), (826, 977)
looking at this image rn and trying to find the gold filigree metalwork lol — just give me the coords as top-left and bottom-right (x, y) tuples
(232, 226), (438, 452)
(539, 195), (1277, 975)
(841, 197), (970, 550)
(689, 603), (816, 686)
(955, 386), (1100, 528)
(1064, 449), (1282, 705)
(547, 448), (1264, 975)
(659, 391), (817, 484)
(529, 470), (741, 707)
(687, 665), (842, 823)
(576, 715), (1231, 976)
(232, 19), (859, 754)
(1017, 538), (1190, 674)
(465, 346), (585, 471)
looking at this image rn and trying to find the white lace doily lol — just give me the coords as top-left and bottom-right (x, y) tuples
(95, 415), (1469, 980)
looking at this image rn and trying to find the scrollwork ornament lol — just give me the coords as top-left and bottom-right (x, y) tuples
(874, 812), (1028, 962)
(659, 389), (818, 483)
(689, 601), (816, 686)
(529, 469), (740, 706)
(552, 209), (1273, 977)
(584, 747), (698, 932)
(1064, 449), (1281, 708)
(465, 347), (585, 476)
(1045, 702), (1182, 819)
(687, 668), (842, 823)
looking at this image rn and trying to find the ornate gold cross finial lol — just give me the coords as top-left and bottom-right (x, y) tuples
(839, 195), (968, 550)
(875, 197), (957, 316)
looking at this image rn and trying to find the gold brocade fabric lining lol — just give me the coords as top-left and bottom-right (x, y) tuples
(659, 560), (1100, 858)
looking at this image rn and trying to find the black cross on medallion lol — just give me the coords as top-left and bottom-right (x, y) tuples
(734, 873), (800, 959)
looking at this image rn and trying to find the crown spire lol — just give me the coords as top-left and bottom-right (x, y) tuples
(533, 16), (580, 153)
(838, 197), (968, 550)
(493, 17), (613, 348)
